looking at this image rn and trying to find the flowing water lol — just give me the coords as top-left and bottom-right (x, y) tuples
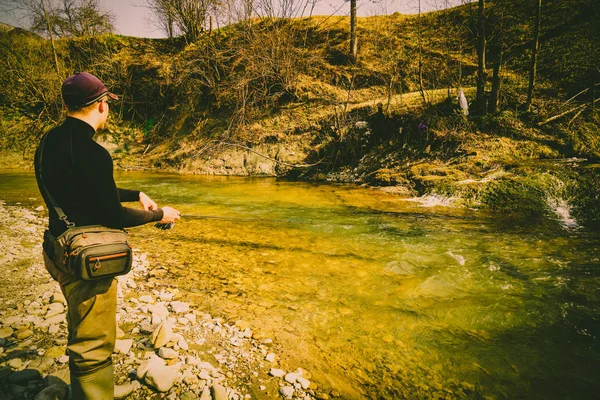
(2, 170), (599, 399)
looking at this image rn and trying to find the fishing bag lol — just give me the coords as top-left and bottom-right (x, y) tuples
(38, 132), (133, 281)
(45, 226), (132, 280)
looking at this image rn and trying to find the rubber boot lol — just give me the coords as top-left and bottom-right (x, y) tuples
(70, 363), (114, 400)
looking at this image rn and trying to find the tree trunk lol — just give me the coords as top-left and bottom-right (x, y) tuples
(525, 0), (542, 112)
(489, 12), (504, 114)
(42, 0), (60, 77)
(476, 0), (487, 113)
(349, 0), (357, 61)
(418, 0), (426, 103)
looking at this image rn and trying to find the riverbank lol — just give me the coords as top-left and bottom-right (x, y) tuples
(0, 201), (332, 400)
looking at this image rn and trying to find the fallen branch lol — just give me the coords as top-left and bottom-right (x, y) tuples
(538, 103), (587, 126)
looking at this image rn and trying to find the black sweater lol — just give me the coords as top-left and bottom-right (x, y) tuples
(34, 117), (163, 236)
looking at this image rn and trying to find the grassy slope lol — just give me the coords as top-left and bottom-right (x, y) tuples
(0, 1), (598, 225)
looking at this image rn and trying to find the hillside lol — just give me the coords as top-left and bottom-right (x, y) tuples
(0, 0), (598, 227)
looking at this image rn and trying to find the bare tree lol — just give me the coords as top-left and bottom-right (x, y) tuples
(524, 0), (541, 112)
(475, 0), (486, 113)
(147, 0), (214, 42)
(349, 0), (357, 61)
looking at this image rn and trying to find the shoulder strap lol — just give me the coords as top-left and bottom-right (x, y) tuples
(38, 132), (75, 229)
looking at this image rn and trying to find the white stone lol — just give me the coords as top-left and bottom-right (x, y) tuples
(136, 354), (165, 380)
(279, 386), (294, 398)
(178, 338), (189, 351)
(9, 358), (23, 369)
(170, 301), (190, 313)
(284, 372), (299, 384)
(145, 365), (179, 392)
(269, 368), (285, 378)
(51, 293), (66, 304)
(151, 314), (162, 326)
(150, 322), (173, 349)
(114, 381), (140, 399)
(158, 347), (179, 359)
(265, 353), (276, 362)
(148, 304), (169, 318)
(139, 295), (155, 304)
(184, 313), (197, 323)
(297, 376), (310, 389)
(58, 355), (69, 364)
(178, 317), (189, 325)
(114, 339), (133, 355)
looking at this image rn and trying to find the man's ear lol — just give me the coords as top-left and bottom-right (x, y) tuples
(98, 100), (107, 114)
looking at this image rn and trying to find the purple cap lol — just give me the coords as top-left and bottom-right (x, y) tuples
(62, 72), (118, 108)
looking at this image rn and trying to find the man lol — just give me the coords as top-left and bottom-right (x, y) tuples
(34, 72), (180, 399)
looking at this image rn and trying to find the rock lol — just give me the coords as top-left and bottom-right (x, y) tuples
(0, 337), (6, 347)
(178, 338), (189, 351)
(35, 205), (45, 211)
(8, 358), (23, 369)
(16, 329), (33, 340)
(0, 327), (14, 339)
(47, 302), (65, 314)
(29, 356), (54, 372)
(114, 339), (133, 355)
(170, 301), (190, 313)
(51, 292), (66, 304)
(39, 314), (66, 327)
(315, 393), (330, 400)
(8, 369), (42, 384)
(44, 346), (65, 359)
(265, 353), (276, 362)
(297, 376), (311, 390)
(284, 372), (299, 384)
(210, 383), (228, 400)
(114, 381), (140, 399)
(200, 387), (211, 400)
(145, 365), (178, 392)
(269, 368), (285, 378)
(279, 386), (294, 398)
(180, 391), (197, 400)
(184, 313), (197, 323)
(116, 326), (125, 339)
(178, 317), (189, 325)
(150, 322), (173, 349)
(158, 347), (179, 359)
(139, 295), (155, 304)
(136, 354), (165, 380)
(58, 355), (69, 364)
(151, 313), (162, 326)
(33, 384), (67, 400)
(48, 324), (60, 335)
(148, 303), (169, 318)
(45, 367), (70, 386)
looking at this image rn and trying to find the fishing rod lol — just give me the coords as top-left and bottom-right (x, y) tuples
(155, 214), (312, 230)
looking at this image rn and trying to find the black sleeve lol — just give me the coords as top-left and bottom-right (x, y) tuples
(81, 148), (163, 228)
(117, 188), (140, 202)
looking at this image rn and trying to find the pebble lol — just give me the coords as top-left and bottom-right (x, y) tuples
(0, 327), (13, 339)
(148, 303), (169, 318)
(44, 346), (65, 359)
(200, 387), (211, 400)
(114, 381), (141, 399)
(51, 292), (66, 304)
(210, 383), (228, 400)
(16, 329), (33, 340)
(47, 302), (65, 314)
(269, 368), (286, 378)
(265, 353), (276, 362)
(39, 314), (66, 327)
(145, 365), (179, 392)
(29, 356), (54, 372)
(297, 376), (311, 390)
(285, 372), (299, 384)
(279, 386), (295, 398)
(116, 326), (125, 339)
(150, 321), (173, 349)
(58, 355), (69, 364)
(139, 295), (155, 304)
(114, 339), (133, 355)
(158, 347), (179, 359)
(136, 354), (165, 380)
(170, 301), (190, 313)
(48, 324), (60, 335)
(9, 358), (23, 369)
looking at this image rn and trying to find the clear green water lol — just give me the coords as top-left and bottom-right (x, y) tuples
(2, 170), (599, 399)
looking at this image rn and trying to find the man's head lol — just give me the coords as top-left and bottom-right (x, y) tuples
(62, 72), (118, 130)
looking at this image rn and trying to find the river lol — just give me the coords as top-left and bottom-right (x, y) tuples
(1, 169), (599, 399)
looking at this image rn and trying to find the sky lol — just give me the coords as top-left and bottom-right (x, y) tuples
(0, 0), (467, 39)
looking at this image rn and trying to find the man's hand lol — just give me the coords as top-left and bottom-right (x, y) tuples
(139, 192), (158, 211)
(159, 206), (181, 223)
